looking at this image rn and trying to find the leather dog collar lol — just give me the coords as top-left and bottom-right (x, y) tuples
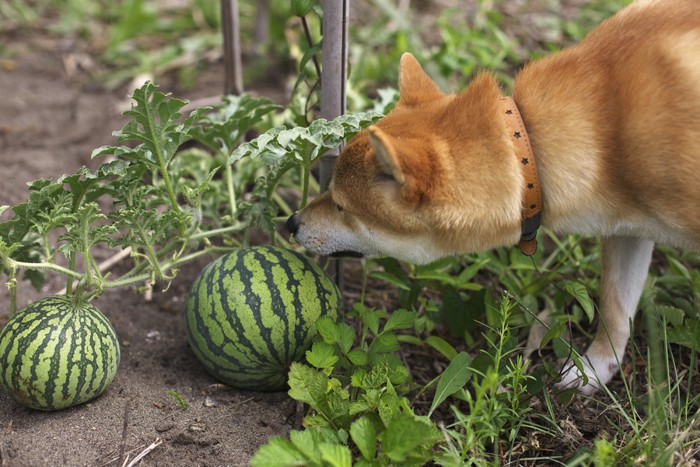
(499, 96), (542, 256)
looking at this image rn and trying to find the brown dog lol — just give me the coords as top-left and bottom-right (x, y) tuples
(287, 0), (700, 393)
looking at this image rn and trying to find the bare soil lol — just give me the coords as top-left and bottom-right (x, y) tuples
(0, 32), (296, 467)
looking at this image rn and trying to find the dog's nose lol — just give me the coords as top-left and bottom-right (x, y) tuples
(286, 213), (300, 234)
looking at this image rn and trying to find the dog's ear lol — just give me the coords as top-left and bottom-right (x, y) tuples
(368, 125), (405, 184)
(399, 53), (443, 106)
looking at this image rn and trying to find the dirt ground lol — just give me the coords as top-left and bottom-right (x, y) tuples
(0, 32), (299, 467)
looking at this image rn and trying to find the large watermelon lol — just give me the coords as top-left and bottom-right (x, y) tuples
(185, 246), (342, 391)
(0, 295), (120, 411)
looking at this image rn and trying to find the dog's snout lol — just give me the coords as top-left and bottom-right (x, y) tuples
(286, 213), (300, 234)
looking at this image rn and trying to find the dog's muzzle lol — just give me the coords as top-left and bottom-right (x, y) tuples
(286, 213), (300, 234)
(286, 213), (364, 258)
(330, 250), (364, 258)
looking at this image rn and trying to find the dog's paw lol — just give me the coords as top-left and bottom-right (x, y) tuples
(556, 353), (619, 395)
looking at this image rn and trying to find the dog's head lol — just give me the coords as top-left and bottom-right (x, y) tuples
(288, 53), (522, 264)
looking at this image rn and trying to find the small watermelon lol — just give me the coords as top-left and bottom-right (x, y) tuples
(0, 296), (120, 411)
(184, 246), (342, 391)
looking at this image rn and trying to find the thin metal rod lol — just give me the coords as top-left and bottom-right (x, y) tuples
(320, 0), (349, 283)
(319, 0), (349, 187)
(221, 0), (244, 95)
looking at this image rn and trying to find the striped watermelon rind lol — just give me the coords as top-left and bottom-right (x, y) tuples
(0, 296), (120, 411)
(184, 246), (342, 391)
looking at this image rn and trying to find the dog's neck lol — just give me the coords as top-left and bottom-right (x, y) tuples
(499, 96), (542, 255)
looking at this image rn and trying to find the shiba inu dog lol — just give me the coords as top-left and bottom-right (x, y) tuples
(286, 0), (700, 394)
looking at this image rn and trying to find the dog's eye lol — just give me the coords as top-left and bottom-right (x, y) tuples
(335, 203), (344, 212)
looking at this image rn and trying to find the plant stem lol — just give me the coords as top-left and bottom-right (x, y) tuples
(145, 102), (180, 214)
(300, 15), (321, 78)
(65, 253), (76, 296)
(300, 156), (311, 209)
(272, 193), (294, 218)
(225, 162), (238, 217)
(9, 269), (17, 317)
(9, 259), (84, 279)
(190, 225), (245, 242)
(299, 165), (311, 209)
(103, 246), (233, 289)
(82, 215), (93, 287)
(140, 237), (164, 281)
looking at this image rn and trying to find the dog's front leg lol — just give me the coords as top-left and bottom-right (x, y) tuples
(559, 236), (654, 394)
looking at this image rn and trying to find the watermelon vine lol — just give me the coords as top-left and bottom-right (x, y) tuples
(0, 81), (380, 411)
(0, 82), (380, 312)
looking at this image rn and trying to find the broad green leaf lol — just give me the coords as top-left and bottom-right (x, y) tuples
(350, 416), (377, 461)
(437, 285), (481, 336)
(361, 308), (383, 336)
(382, 413), (433, 462)
(337, 322), (356, 354)
(424, 336), (458, 360)
(316, 317), (355, 353)
(192, 94), (278, 153)
(350, 369), (366, 389)
(538, 319), (567, 349)
(653, 305), (686, 327)
(428, 352), (472, 416)
(348, 399), (371, 416)
(666, 255), (691, 281)
(326, 381), (351, 420)
(397, 335), (422, 345)
(288, 362), (326, 407)
(667, 318), (700, 352)
(319, 443), (352, 467)
(306, 341), (338, 369)
(291, 0), (315, 16)
(565, 281), (596, 323)
(456, 258), (490, 284)
(377, 392), (400, 427)
(289, 427), (340, 462)
(367, 270), (411, 290)
(369, 332), (399, 355)
(288, 430), (320, 462)
(250, 437), (307, 467)
(347, 348), (369, 366)
(383, 309), (416, 333)
(316, 316), (340, 343)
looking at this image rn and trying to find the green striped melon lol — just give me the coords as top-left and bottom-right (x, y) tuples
(0, 296), (120, 411)
(184, 246), (342, 391)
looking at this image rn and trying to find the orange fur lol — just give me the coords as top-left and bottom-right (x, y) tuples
(289, 0), (700, 393)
